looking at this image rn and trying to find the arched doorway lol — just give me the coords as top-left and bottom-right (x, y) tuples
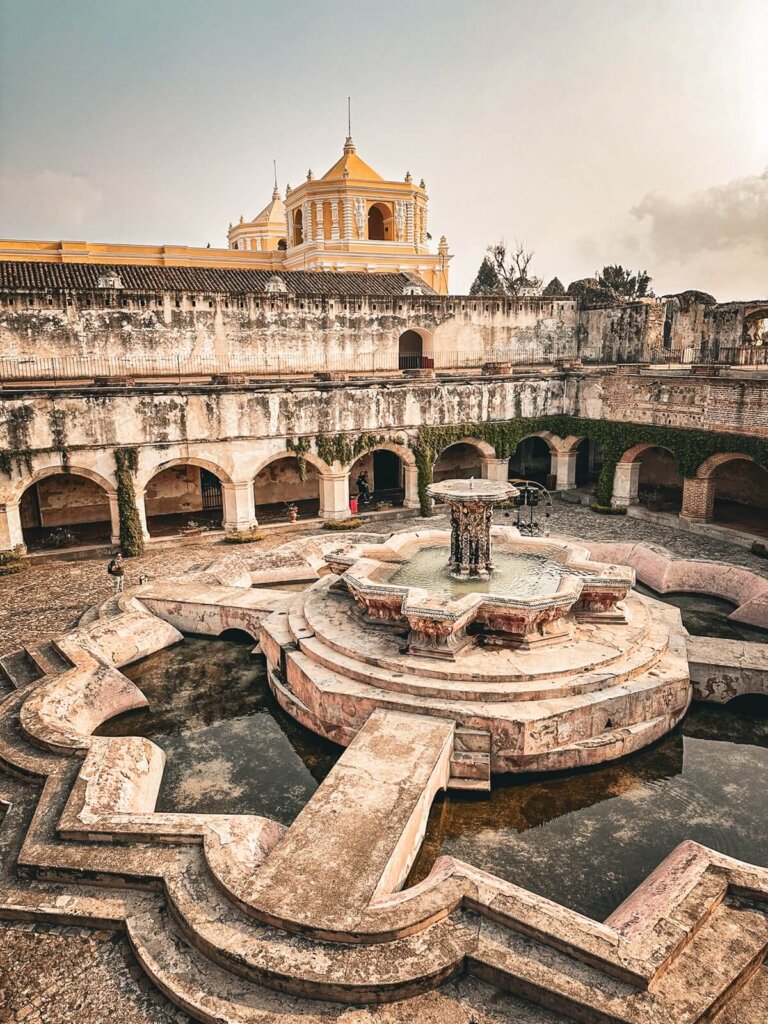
(19, 472), (113, 549)
(398, 329), (434, 370)
(253, 456), (320, 523)
(349, 450), (405, 507)
(367, 203), (391, 241)
(637, 447), (683, 512)
(508, 437), (553, 486)
(433, 442), (485, 484)
(145, 464), (223, 537)
(711, 457), (768, 540)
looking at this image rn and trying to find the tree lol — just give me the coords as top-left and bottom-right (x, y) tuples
(542, 277), (565, 296)
(486, 240), (542, 296)
(469, 256), (504, 295)
(597, 265), (653, 298)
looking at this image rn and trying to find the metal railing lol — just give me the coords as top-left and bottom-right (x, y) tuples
(0, 343), (766, 384)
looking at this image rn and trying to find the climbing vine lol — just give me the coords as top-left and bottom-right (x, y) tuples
(287, 432), (404, 475)
(412, 416), (768, 516)
(114, 447), (144, 557)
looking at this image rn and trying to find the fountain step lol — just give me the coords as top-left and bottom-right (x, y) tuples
(450, 750), (491, 781)
(0, 649), (43, 690)
(448, 777), (491, 792)
(454, 726), (492, 753)
(300, 581), (662, 686)
(711, 965), (768, 1023)
(25, 641), (72, 679)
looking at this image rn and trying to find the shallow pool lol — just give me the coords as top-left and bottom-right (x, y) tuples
(99, 636), (768, 922)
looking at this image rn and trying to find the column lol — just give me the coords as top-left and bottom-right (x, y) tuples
(222, 481), (259, 533)
(343, 198), (353, 241)
(331, 200), (340, 241)
(680, 477), (715, 523)
(0, 501), (24, 552)
(554, 450), (578, 492)
(319, 472), (352, 521)
(314, 200), (324, 242)
(303, 201), (313, 242)
(406, 200), (415, 244)
(480, 457), (509, 482)
(403, 464), (421, 509)
(611, 462), (640, 507)
(136, 489), (151, 542)
(108, 494), (122, 544)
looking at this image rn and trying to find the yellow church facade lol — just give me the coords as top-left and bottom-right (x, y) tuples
(0, 136), (451, 293)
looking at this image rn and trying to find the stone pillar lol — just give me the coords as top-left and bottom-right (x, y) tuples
(331, 200), (340, 241)
(0, 501), (24, 552)
(303, 201), (313, 242)
(108, 494), (122, 544)
(314, 200), (324, 241)
(136, 489), (151, 542)
(319, 472), (352, 521)
(406, 200), (415, 244)
(611, 462), (640, 507)
(343, 198), (353, 241)
(222, 481), (259, 533)
(403, 464), (421, 509)
(680, 477), (715, 523)
(481, 457), (509, 482)
(554, 450), (578, 491)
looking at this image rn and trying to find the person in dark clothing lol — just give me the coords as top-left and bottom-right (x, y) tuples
(356, 471), (372, 504)
(107, 552), (126, 593)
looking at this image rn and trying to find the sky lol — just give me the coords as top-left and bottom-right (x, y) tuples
(1, 0), (766, 299)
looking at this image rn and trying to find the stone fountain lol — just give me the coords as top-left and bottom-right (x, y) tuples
(427, 477), (518, 577)
(260, 480), (692, 774)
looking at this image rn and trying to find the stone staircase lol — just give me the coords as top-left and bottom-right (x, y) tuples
(449, 726), (491, 791)
(0, 641), (71, 692)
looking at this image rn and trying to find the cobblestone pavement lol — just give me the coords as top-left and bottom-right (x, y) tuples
(2, 503), (767, 660)
(0, 921), (190, 1024)
(1, 502), (767, 1019)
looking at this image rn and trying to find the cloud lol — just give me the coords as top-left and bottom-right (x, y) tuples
(0, 170), (104, 236)
(631, 167), (768, 261)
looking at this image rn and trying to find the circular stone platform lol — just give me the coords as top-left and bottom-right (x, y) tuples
(260, 528), (692, 774)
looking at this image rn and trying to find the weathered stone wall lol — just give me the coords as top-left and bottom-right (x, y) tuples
(145, 466), (205, 517)
(254, 458), (319, 505)
(577, 301), (666, 362)
(714, 460), (768, 509)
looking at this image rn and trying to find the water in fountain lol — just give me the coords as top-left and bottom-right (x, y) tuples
(386, 546), (566, 598)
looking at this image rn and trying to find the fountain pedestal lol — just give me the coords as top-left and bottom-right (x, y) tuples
(427, 479), (519, 578)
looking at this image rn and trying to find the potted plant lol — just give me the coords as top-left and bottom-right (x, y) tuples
(286, 503), (299, 522)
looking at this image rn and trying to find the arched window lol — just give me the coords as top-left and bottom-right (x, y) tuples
(367, 203), (392, 241)
(293, 209), (304, 245)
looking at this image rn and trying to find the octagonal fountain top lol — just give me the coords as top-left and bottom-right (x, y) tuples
(427, 478), (518, 503)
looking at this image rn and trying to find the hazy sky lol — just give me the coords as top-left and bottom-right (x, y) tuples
(1, 0), (766, 299)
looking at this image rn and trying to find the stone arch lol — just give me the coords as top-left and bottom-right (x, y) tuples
(143, 458), (231, 537)
(615, 443), (682, 511)
(695, 452), (754, 479)
(17, 467), (116, 550)
(347, 443), (415, 507)
(619, 442), (672, 465)
(252, 451), (332, 522)
(508, 435), (555, 486)
(743, 307), (768, 346)
(10, 463), (117, 503)
(433, 438), (495, 484)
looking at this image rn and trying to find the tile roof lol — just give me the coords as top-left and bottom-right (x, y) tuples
(0, 262), (434, 297)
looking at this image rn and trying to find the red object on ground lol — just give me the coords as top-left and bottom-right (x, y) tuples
(349, 497), (359, 514)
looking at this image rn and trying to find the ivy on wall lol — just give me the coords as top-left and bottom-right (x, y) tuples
(114, 447), (144, 557)
(411, 416), (768, 516)
(287, 432), (402, 478)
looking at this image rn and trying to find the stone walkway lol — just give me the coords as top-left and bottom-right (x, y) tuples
(3, 502), (766, 660)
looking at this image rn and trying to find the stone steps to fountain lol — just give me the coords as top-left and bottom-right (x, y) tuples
(711, 965), (768, 1023)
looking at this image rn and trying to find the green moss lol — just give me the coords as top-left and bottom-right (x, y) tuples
(322, 517), (362, 530)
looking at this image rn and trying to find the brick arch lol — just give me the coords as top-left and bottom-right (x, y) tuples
(345, 442), (415, 473)
(11, 464), (117, 503)
(695, 452), (755, 479)
(618, 442), (678, 465)
(252, 450), (333, 480)
(139, 457), (234, 491)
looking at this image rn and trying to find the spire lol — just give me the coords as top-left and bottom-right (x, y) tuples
(272, 159), (279, 199)
(344, 95), (355, 153)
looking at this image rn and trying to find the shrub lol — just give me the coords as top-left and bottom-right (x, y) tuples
(590, 503), (627, 515)
(0, 545), (29, 577)
(751, 541), (768, 559)
(224, 528), (264, 544)
(323, 517), (362, 530)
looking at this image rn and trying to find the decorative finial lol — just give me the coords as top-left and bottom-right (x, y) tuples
(342, 167), (350, 179)
(420, 178), (426, 189)
(273, 159), (279, 199)
(286, 183), (292, 194)
(307, 168), (314, 181)
(405, 170), (412, 184)
(343, 96), (356, 153)
(239, 214), (244, 223)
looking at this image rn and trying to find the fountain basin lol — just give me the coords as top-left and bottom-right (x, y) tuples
(340, 529), (634, 657)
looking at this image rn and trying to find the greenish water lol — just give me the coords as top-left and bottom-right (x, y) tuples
(99, 635), (767, 922)
(385, 545), (566, 598)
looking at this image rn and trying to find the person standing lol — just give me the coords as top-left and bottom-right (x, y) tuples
(107, 552), (126, 593)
